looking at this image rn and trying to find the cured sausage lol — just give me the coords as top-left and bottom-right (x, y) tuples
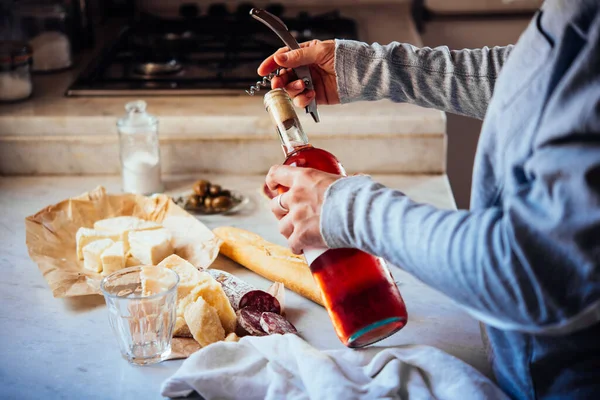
(260, 312), (298, 335)
(236, 307), (267, 336)
(208, 269), (281, 314)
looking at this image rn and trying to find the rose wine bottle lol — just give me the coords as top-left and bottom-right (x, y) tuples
(263, 89), (408, 347)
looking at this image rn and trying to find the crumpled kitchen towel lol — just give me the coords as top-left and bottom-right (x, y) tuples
(161, 334), (508, 400)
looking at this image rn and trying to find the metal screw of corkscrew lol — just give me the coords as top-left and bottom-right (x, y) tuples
(245, 68), (283, 96)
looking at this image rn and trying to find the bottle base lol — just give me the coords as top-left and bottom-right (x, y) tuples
(346, 317), (407, 348)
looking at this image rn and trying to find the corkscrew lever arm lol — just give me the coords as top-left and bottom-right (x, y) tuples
(249, 8), (320, 123)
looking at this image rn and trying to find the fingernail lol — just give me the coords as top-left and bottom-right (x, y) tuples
(278, 53), (288, 62)
(293, 81), (303, 89)
(306, 91), (315, 98)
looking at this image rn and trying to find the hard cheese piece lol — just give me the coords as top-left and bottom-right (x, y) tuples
(101, 241), (126, 276)
(157, 254), (211, 301)
(224, 332), (240, 343)
(128, 228), (174, 266)
(191, 280), (237, 334)
(94, 216), (161, 253)
(82, 238), (114, 273)
(174, 276), (237, 337)
(140, 266), (177, 296)
(76, 227), (120, 260)
(184, 297), (225, 347)
(175, 293), (196, 337)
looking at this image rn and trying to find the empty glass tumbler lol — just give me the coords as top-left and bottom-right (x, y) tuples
(101, 266), (179, 365)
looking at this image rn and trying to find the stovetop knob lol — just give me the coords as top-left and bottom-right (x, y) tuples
(265, 3), (284, 17)
(208, 3), (228, 17)
(236, 2), (255, 16)
(179, 3), (200, 18)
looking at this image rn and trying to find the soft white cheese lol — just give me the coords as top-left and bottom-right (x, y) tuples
(82, 238), (114, 273)
(93, 216), (161, 253)
(76, 228), (120, 260)
(101, 241), (126, 276)
(128, 228), (174, 265)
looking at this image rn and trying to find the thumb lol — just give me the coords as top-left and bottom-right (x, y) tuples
(274, 45), (321, 68)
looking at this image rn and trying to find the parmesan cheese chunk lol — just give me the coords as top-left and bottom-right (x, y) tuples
(128, 228), (174, 266)
(101, 241), (126, 276)
(82, 238), (114, 273)
(157, 255), (210, 301)
(140, 266), (178, 296)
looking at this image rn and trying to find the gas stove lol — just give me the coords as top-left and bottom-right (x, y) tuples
(66, 4), (358, 96)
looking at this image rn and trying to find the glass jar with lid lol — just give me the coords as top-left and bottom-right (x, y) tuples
(13, 2), (72, 72)
(0, 41), (33, 102)
(117, 100), (164, 195)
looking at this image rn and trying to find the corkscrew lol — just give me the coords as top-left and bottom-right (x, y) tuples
(246, 8), (320, 123)
(245, 68), (283, 96)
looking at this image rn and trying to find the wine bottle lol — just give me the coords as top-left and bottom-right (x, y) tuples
(263, 89), (408, 347)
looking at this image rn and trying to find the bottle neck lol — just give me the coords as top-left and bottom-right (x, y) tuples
(264, 89), (310, 157)
(276, 118), (310, 156)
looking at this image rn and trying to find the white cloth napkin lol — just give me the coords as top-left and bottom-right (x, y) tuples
(161, 334), (507, 400)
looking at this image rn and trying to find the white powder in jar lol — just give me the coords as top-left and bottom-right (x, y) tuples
(29, 31), (72, 71)
(121, 152), (163, 195)
(0, 72), (32, 101)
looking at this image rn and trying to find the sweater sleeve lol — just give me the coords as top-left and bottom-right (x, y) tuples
(334, 39), (512, 120)
(321, 37), (600, 333)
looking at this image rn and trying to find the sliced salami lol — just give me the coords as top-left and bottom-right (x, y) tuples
(238, 290), (281, 314)
(260, 312), (298, 335)
(208, 269), (281, 313)
(236, 307), (266, 336)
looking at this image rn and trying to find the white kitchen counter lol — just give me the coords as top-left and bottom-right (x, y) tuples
(0, 173), (492, 400)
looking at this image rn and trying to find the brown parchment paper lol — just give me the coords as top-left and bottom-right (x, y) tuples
(25, 186), (222, 298)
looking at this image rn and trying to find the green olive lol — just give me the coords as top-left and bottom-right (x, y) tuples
(193, 180), (210, 196)
(187, 195), (200, 208)
(208, 184), (221, 196)
(211, 196), (233, 211)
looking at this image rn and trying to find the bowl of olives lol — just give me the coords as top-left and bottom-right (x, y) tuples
(172, 179), (248, 215)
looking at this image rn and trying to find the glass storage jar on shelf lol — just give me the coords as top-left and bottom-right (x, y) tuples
(0, 41), (33, 103)
(117, 100), (164, 195)
(13, 2), (72, 72)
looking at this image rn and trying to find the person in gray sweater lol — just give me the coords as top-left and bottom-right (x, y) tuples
(260, 0), (600, 399)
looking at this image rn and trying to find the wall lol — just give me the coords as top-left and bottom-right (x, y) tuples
(421, 15), (532, 208)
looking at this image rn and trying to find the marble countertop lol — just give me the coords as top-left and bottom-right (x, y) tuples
(0, 173), (492, 399)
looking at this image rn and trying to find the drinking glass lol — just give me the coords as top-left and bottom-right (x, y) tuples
(101, 266), (179, 365)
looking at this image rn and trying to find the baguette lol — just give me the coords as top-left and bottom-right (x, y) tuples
(213, 227), (324, 307)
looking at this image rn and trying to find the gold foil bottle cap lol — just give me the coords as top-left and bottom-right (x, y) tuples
(263, 88), (297, 124)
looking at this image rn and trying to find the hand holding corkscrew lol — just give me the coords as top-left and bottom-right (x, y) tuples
(246, 8), (320, 123)
(246, 68), (283, 96)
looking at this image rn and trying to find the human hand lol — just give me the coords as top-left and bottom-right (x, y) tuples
(257, 40), (339, 109)
(265, 165), (343, 255)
